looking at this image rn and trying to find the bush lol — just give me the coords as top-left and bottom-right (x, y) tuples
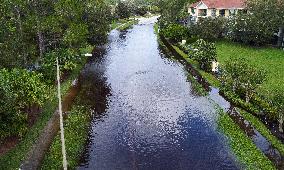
(222, 58), (267, 103)
(0, 69), (48, 140)
(161, 23), (190, 43)
(191, 39), (217, 72)
(189, 17), (227, 41)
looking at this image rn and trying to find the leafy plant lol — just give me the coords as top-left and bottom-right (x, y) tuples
(191, 39), (217, 72)
(222, 58), (267, 103)
(161, 23), (190, 43)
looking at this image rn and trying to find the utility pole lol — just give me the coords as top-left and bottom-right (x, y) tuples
(56, 57), (68, 170)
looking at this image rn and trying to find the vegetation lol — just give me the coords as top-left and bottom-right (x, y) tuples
(217, 110), (276, 170)
(222, 58), (267, 103)
(0, 61), (85, 169)
(189, 17), (227, 41)
(0, 0), (112, 146)
(227, 0), (284, 46)
(238, 109), (284, 156)
(160, 24), (190, 43)
(190, 39), (217, 72)
(41, 105), (91, 169)
(0, 69), (48, 140)
(117, 19), (139, 31)
(216, 41), (284, 99)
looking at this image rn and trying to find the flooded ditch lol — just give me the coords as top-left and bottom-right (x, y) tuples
(75, 17), (239, 170)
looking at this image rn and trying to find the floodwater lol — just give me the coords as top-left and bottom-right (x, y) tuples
(76, 17), (239, 170)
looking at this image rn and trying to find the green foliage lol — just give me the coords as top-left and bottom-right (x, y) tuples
(189, 17), (227, 41)
(0, 49), (88, 169)
(42, 105), (91, 169)
(217, 110), (276, 170)
(238, 109), (284, 157)
(135, 6), (148, 16)
(161, 24), (190, 43)
(39, 48), (81, 84)
(191, 39), (217, 72)
(115, 1), (131, 19)
(117, 19), (139, 31)
(0, 69), (48, 140)
(222, 58), (267, 103)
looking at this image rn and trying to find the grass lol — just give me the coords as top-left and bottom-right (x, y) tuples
(187, 74), (208, 96)
(172, 45), (221, 88)
(239, 109), (284, 156)
(216, 41), (284, 96)
(217, 110), (276, 170)
(41, 104), (91, 169)
(0, 47), (90, 170)
(116, 19), (139, 31)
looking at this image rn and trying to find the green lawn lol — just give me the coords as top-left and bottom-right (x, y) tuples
(216, 41), (284, 96)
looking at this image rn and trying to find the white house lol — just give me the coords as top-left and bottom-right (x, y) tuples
(188, 0), (246, 22)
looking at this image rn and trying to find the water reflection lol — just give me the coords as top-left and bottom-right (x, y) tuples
(77, 17), (238, 170)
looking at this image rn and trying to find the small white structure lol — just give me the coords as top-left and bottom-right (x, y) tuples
(181, 40), (187, 45)
(84, 53), (92, 57)
(212, 61), (219, 72)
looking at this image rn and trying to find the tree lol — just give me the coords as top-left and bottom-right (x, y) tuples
(115, 1), (131, 19)
(228, 0), (284, 46)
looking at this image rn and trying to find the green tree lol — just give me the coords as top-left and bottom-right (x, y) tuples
(115, 1), (131, 19)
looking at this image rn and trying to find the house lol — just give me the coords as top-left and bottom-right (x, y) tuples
(188, 0), (246, 22)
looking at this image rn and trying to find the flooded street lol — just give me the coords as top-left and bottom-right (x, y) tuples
(76, 17), (239, 170)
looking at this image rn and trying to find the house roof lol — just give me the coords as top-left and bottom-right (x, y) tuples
(190, 0), (245, 9)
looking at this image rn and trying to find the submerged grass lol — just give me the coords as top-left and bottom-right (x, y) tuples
(0, 48), (90, 170)
(239, 109), (284, 156)
(117, 19), (139, 31)
(187, 74), (208, 96)
(217, 110), (276, 170)
(41, 104), (91, 169)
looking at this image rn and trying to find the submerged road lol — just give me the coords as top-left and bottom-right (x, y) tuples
(76, 17), (239, 170)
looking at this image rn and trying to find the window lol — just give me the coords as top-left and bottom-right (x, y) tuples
(191, 8), (195, 14)
(229, 9), (236, 16)
(219, 9), (225, 16)
(198, 9), (207, 16)
(211, 9), (216, 17)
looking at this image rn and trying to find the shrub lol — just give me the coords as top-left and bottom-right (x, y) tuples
(222, 58), (267, 103)
(0, 69), (48, 140)
(161, 23), (190, 43)
(268, 88), (284, 132)
(189, 17), (227, 41)
(191, 39), (217, 72)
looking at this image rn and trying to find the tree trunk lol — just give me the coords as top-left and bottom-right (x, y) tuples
(277, 27), (284, 48)
(279, 113), (283, 133)
(37, 22), (45, 60)
(15, 7), (27, 67)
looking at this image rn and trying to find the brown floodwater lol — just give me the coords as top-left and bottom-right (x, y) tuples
(76, 17), (239, 170)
